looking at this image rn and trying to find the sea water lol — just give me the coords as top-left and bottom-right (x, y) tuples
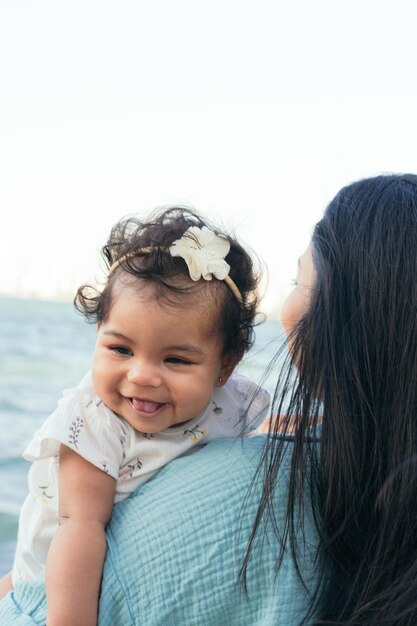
(0, 296), (284, 576)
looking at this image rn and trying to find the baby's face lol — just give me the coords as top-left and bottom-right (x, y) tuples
(92, 280), (230, 434)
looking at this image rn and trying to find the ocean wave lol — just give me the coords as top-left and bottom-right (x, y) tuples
(0, 399), (27, 413)
(0, 455), (26, 468)
(0, 509), (19, 526)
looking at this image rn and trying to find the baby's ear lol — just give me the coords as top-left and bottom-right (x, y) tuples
(216, 353), (238, 387)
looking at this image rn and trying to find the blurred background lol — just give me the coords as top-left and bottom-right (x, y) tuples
(1, 0), (417, 575)
(2, 0), (417, 316)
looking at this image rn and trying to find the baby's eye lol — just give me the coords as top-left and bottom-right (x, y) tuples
(290, 278), (298, 286)
(110, 346), (132, 356)
(165, 356), (192, 365)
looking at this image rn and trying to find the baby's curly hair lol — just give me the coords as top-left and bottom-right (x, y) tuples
(74, 207), (261, 360)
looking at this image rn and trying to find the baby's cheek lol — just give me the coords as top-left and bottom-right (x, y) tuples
(91, 364), (106, 397)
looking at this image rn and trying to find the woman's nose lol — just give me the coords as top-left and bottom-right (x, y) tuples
(126, 360), (162, 387)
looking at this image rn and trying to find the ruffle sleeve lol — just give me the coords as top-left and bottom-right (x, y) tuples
(227, 373), (271, 430)
(195, 373), (271, 440)
(23, 373), (125, 480)
(231, 373), (271, 427)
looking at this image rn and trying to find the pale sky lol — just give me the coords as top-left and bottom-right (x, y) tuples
(1, 0), (417, 317)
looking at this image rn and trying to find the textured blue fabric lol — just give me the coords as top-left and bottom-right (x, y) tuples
(0, 580), (46, 625)
(0, 437), (319, 625)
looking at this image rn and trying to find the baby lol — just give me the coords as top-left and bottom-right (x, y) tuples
(1, 207), (270, 625)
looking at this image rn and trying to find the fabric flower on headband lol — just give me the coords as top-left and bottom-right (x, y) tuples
(169, 226), (231, 281)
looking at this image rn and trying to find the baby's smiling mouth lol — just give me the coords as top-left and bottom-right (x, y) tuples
(129, 398), (166, 414)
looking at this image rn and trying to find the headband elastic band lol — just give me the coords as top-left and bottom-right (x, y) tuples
(109, 248), (243, 303)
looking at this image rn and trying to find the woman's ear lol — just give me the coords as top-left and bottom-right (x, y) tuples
(216, 354), (238, 387)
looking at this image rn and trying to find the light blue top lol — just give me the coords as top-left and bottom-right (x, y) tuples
(0, 437), (319, 625)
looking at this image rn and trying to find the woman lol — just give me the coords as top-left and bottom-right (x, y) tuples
(249, 173), (417, 625)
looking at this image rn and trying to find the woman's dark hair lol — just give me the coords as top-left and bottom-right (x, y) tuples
(75, 206), (260, 360)
(245, 174), (417, 624)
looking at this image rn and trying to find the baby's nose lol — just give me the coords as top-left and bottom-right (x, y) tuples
(126, 360), (162, 387)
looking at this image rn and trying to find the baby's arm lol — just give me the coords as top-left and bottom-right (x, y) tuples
(46, 444), (115, 626)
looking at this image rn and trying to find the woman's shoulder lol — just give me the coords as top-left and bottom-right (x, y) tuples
(100, 436), (319, 625)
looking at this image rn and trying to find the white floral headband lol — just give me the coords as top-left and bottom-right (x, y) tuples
(108, 226), (243, 303)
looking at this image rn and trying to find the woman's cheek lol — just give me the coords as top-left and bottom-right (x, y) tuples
(281, 289), (302, 337)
